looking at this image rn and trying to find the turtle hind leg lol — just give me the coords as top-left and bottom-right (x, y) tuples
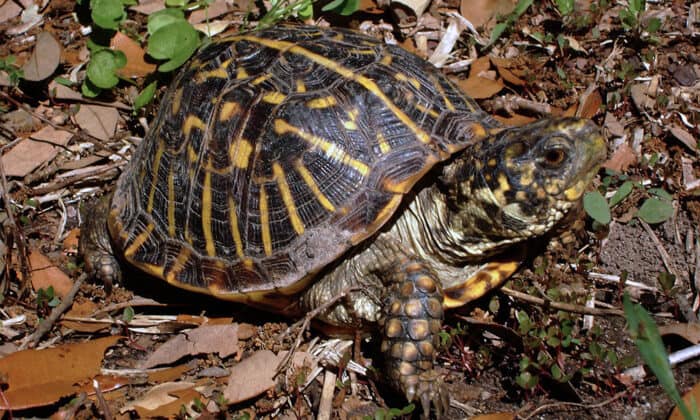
(78, 195), (121, 291)
(380, 259), (448, 417)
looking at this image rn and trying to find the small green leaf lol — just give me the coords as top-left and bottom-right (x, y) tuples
(91, 0), (126, 30)
(148, 21), (200, 72)
(488, 22), (508, 46)
(122, 306), (135, 322)
(647, 188), (673, 201)
(554, 0), (574, 15)
(609, 180), (634, 207)
(147, 8), (186, 35)
(657, 271), (675, 292)
(516, 371), (538, 389)
(53, 77), (74, 86)
(322, 0), (358, 15)
(645, 17), (661, 33)
(165, 0), (188, 5)
(81, 79), (102, 97)
(134, 81), (157, 111)
(583, 190), (611, 224)
(87, 49), (124, 89)
(637, 197), (673, 224)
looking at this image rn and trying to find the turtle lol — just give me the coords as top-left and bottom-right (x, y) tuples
(79, 24), (606, 416)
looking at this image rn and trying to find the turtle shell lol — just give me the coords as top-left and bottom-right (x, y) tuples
(107, 25), (499, 307)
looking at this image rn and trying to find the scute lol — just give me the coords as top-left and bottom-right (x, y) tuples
(109, 25), (500, 300)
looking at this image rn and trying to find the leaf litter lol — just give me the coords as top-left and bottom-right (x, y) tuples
(0, 0), (699, 418)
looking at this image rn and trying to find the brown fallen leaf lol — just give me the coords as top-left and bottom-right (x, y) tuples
(456, 76), (504, 99)
(658, 323), (700, 344)
(74, 104), (120, 141)
(470, 56), (491, 77)
(0, 336), (121, 410)
(668, 380), (700, 420)
(110, 32), (156, 78)
(29, 250), (74, 298)
(22, 31), (61, 81)
(669, 124), (698, 154)
(0, 1), (22, 25)
(129, 0), (166, 15)
(493, 114), (536, 126)
(1, 125), (73, 177)
(62, 228), (80, 254)
(460, 0), (516, 29)
(471, 413), (516, 420)
(119, 381), (196, 415)
(147, 364), (193, 384)
(601, 143), (637, 172)
(61, 300), (109, 333)
(141, 324), (240, 368)
(578, 89), (602, 119)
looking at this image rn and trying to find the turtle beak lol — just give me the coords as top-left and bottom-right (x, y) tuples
(563, 120), (607, 202)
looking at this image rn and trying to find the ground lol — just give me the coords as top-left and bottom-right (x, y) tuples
(0, 0), (699, 419)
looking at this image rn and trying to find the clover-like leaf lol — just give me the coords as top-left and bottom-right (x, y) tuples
(583, 190), (611, 225)
(91, 0), (126, 30)
(637, 197), (673, 224)
(86, 49), (125, 89)
(148, 22), (201, 72)
(133, 81), (157, 112)
(147, 8), (186, 35)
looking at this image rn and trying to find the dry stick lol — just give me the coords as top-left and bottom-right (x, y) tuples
(317, 369), (337, 420)
(20, 273), (86, 349)
(519, 390), (628, 420)
(275, 286), (361, 378)
(0, 154), (30, 297)
(30, 161), (124, 196)
(500, 287), (625, 317)
(639, 219), (680, 280)
(0, 90), (84, 139)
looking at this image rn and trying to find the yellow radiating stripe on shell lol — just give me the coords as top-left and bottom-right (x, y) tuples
(230, 138), (253, 169)
(252, 74), (271, 85)
(295, 161), (335, 212)
(147, 142), (164, 213)
(197, 66), (228, 81)
(236, 67), (249, 79)
(430, 75), (456, 112)
(415, 103), (440, 119)
(263, 91), (286, 104)
(202, 169), (216, 257)
(228, 195), (245, 259)
(377, 132), (391, 153)
(165, 246), (191, 283)
(167, 166), (176, 237)
(234, 36), (431, 144)
(183, 115), (206, 137)
(171, 88), (184, 115)
(220, 102), (241, 121)
(273, 162), (304, 235)
(395, 72), (421, 89)
(275, 119), (369, 176)
(296, 79), (306, 92)
(124, 223), (155, 259)
(379, 54), (392, 66)
(443, 260), (520, 308)
(307, 96), (337, 109)
(259, 184), (272, 256)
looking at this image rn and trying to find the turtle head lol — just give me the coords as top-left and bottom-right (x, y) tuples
(441, 117), (606, 256)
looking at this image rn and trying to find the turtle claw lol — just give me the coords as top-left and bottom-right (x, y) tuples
(401, 371), (448, 418)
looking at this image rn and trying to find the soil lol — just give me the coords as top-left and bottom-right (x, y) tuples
(0, 0), (699, 419)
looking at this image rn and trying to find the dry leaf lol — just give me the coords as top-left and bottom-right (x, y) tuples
(0, 336), (121, 410)
(22, 31), (61, 81)
(601, 143), (637, 172)
(110, 32), (156, 78)
(29, 250), (73, 298)
(392, 0), (430, 17)
(470, 56), (491, 77)
(493, 114), (536, 126)
(456, 76), (504, 99)
(188, 0), (230, 24)
(0, 126), (73, 177)
(62, 300), (109, 333)
(141, 324), (240, 368)
(74, 105), (120, 141)
(147, 364), (193, 384)
(603, 112), (625, 137)
(129, 0), (166, 15)
(578, 89), (602, 119)
(669, 381), (700, 420)
(658, 323), (700, 344)
(471, 413), (516, 420)
(460, 0), (516, 28)
(0, 1), (21, 24)
(62, 228), (80, 254)
(358, 0), (384, 14)
(669, 124), (698, 154)
(120, 381), (196, 414)
(223, 350), (279, 404)
(136, 387), (202, 418)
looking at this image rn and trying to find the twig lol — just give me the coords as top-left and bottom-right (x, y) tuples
(30, 161), (124, 196)
(93, 379), (113, 420)
(639, 219), (680, 283)
(19, 273), (86, 349)
(317, 369), (336, 420)
(519, 390), (628, 419)
(500, 287), (625, 317)
(275, 286), (361, 378)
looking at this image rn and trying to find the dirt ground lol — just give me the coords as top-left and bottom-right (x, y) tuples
(0, 0), (699, 419)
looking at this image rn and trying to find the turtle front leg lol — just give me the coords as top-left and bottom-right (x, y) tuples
(78, 195), (121, 290)
(380, 259), (448, 417)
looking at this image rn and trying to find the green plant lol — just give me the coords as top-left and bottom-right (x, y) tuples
(554, 0), (575, 16)
(619, 0), (662, 36)
(364, 404), (415, 420)
(78, 0), (202, 103)
(487, 0), (534, 47)
(624, 294), (699, 420)
(258, 0), (315, 29)
(0, 55), (23, 86)
(583, 171), (674, 226)
(36, 286), (61, 319)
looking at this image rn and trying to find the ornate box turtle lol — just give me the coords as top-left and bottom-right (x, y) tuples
(80, 25), (606, 415)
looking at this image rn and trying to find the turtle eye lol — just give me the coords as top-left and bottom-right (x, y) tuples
(541, 146), (568, 168)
